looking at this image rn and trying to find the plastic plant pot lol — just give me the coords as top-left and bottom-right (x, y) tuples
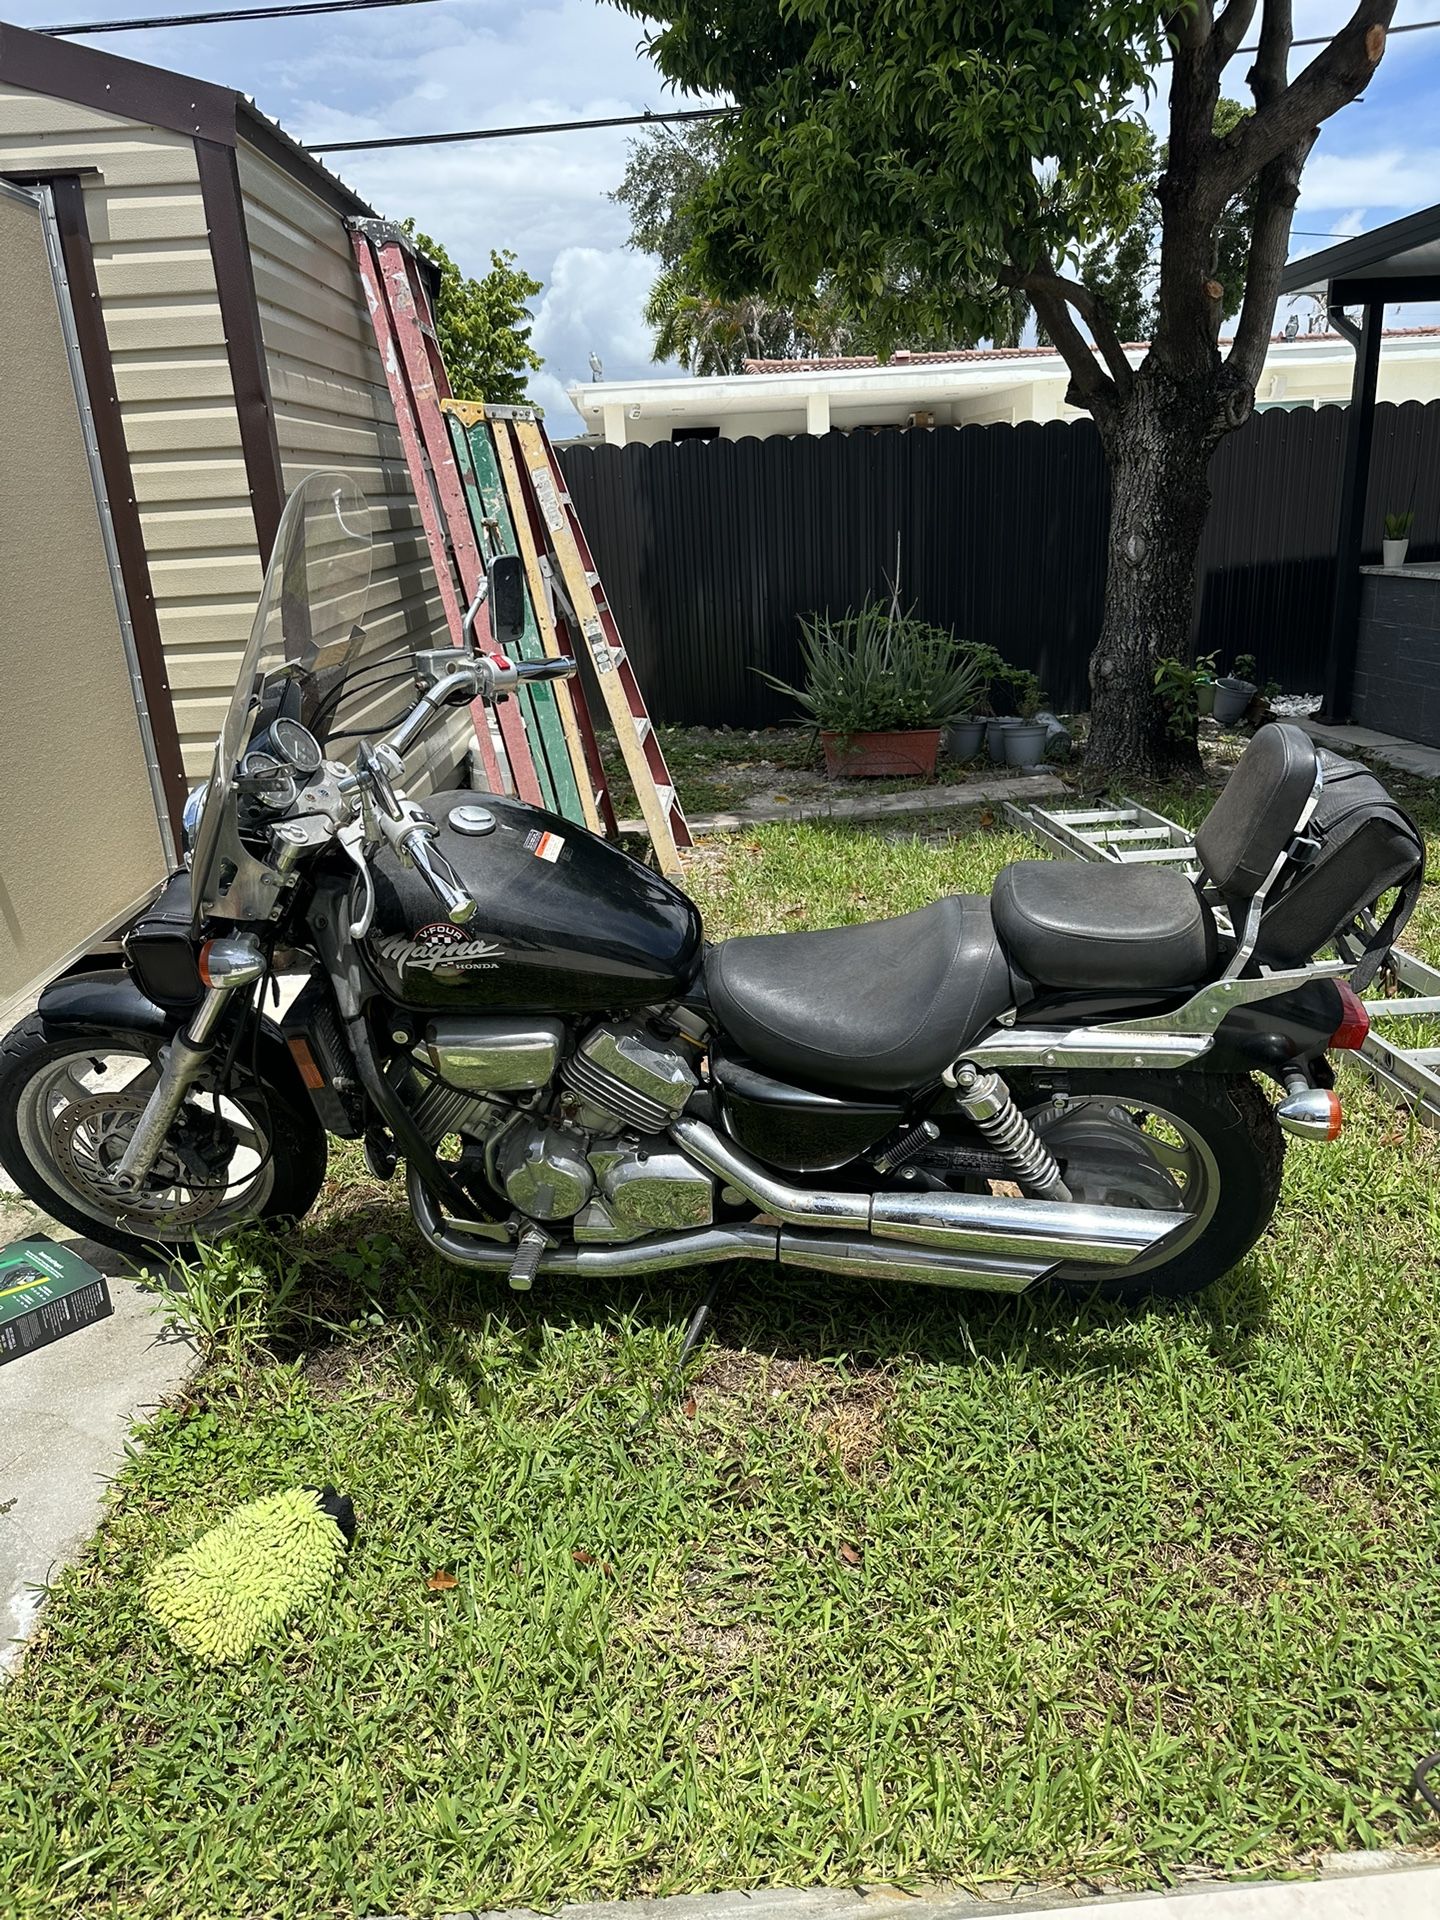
(1004, 722), (1049, 768)
(1382, 538), (1410, 568)
(820, 728), (942, 779)
(986, 717), (1021, 763)
(944, 718), (986, 762)
(1212, 676), (1257, 726)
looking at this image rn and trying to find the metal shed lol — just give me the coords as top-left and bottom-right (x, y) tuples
(0, 20), (456, 1017)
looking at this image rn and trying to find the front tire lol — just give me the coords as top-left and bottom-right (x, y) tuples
(0, 1015), (327, 1262)
(1025, 1070), (1285, 1306)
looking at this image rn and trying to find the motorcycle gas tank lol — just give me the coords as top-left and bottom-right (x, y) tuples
(361, 793), (704, 1013)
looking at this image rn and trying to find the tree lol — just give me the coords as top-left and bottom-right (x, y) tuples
(403, 220), (543, 405)
(1070, 99), (1259, 345)
(613, 123), (990, 372)
(608, 2), (1393, 776)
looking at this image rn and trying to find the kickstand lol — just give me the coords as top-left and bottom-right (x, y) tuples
(631, 1272), (728, 1440)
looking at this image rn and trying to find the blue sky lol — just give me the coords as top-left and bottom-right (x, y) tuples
(6, 0), (1440, 420)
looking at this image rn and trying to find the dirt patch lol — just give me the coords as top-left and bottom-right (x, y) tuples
(690, 1347), (896, 1478)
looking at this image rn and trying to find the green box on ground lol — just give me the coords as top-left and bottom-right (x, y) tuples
(0, 1238), (113, 1365)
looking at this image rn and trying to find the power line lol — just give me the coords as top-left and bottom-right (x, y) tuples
(313, 106), (728, 154)
(42, 0), (437, 33)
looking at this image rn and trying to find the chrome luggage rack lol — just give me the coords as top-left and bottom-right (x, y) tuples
(1004, 794), (1440, 1130)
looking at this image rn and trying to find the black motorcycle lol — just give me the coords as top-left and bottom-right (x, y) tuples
(0, 473), (1420, 1304)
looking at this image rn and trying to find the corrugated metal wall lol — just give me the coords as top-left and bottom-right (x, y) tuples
(237, 144), (461, 785)
(0, 81), (254, 775)
(560, 400), (1440, 724)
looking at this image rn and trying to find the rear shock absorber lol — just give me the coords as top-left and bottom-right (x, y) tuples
(947, 1062), (1072, 1202)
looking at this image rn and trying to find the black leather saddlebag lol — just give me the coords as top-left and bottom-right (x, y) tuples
(1257, 750), (1425, 986)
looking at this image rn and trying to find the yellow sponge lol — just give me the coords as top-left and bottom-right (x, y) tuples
(144, 1486), (354, 1664)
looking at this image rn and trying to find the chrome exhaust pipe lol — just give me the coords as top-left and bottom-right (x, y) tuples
(669, 1116), (1182, 1269)
(408, 1173), (1049, 1293)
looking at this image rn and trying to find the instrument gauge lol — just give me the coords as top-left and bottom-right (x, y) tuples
(270, 718), (323, 775)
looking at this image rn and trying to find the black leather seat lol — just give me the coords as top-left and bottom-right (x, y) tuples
(991, 861), (1216, 992)
(704, 896), (1015, 1093)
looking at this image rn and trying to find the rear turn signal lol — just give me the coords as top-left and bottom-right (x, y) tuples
(1276, 1087), (1343, 1142)
(1330, 980), (1370, 1052)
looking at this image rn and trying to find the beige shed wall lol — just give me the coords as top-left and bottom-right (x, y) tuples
(236, 141), (466, 789)
(0, 80), (258, 780)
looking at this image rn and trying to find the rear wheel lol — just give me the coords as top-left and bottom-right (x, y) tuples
(1025, 1070), (1285, 1305)
(0, 1017), (327, 1261)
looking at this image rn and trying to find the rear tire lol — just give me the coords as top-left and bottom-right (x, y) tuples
(0, 1015), (327, 1263)
(1017, 1070), (1285, 1306)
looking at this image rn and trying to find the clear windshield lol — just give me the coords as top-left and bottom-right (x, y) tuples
(189, 472), (371, 921)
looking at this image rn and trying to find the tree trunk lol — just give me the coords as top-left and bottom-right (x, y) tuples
(1085, 364), (1230, 778)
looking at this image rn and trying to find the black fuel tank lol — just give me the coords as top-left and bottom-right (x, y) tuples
(361, 793), (703, 1013)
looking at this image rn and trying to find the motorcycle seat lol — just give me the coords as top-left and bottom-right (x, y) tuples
(704, 895), (1015, 1094)
(991, 860), (1217, 992)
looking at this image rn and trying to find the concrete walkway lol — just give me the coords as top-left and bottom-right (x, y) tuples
(0, 1177), (196, 1673)
(471, 1861), (1439, 1920)
(1299, 717), (1440, 782)
(623, 772), (1066, 839)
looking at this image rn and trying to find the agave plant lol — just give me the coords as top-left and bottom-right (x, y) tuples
(758, 601), (984, 734)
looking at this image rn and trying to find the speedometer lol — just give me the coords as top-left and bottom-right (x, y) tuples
(270, 718), (323, 774)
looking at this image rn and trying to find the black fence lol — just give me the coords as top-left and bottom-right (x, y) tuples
(557, 398), (1440, 725)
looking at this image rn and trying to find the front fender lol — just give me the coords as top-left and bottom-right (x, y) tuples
(37, 969), (172, 1039)
(35, 968), (310, 1106)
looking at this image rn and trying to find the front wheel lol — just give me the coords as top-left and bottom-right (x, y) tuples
(1022, 1070), (1286, 1306)
(0, 1016), (328, 1261)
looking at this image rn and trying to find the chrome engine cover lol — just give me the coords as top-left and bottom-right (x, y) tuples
(494, 1119), (594, 1220)
(424, 1015), (565, 1092)
(591, 1141), (715, 1235)
(559, 1020), (699, 1134)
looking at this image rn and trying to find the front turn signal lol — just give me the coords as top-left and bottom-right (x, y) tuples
(1276, 1086), (1343, 1141)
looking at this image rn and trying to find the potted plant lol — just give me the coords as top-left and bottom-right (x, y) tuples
(758, 601), (983, 778)
(1194, 650), (1219, 716)
(1003, 673), (1050, 766)
(1383, 510), (1414, 568)
(1213, 651), (1259, 726)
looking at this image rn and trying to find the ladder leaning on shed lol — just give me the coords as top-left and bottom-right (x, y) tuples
(1004, 793), (1440, 1130)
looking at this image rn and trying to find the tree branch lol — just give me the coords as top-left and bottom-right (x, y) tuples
(1247, 0), (1292, 106)
(1000, 263), (1136, 399)
(1218, 0), (1394, 191)
(1226, 133), (1314, 383)
(1210, 0), (1260, 69)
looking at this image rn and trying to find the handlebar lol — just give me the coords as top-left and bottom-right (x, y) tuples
(402, 826), (477, 924)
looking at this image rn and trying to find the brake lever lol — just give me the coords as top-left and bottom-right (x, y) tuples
(340, 817), (377, 940)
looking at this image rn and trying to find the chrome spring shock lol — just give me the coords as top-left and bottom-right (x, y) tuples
(948, 1063), (1072, 1202)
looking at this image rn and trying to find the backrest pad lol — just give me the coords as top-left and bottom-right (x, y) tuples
(1194, 722), (1320, 901)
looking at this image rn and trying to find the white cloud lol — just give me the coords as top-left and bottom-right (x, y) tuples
(1298, 145), (1440, 209)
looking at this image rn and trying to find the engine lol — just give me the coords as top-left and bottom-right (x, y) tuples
(399, 1012), (716, 1239)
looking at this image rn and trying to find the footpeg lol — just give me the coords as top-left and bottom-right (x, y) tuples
(507, 1227), (548, 1291)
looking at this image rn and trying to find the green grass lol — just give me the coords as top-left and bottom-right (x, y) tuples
(4, 792), (1440, 1918)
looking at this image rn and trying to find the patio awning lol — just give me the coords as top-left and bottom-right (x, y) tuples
(1280, 201), (1440, 306)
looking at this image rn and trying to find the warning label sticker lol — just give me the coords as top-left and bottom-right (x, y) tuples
(524, 828), (566, 863)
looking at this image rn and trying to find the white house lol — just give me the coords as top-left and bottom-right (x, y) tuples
(566, 324), (1440, 447)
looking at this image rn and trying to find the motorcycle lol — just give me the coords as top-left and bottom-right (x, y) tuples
(0, 472), (1420, 1305)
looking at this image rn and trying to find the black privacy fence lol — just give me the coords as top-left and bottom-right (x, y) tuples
(557, 398), (1440, 726)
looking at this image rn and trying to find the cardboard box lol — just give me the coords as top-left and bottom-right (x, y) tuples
(0, 1239), (113, 1365)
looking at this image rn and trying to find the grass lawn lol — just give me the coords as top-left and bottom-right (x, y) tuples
(3, 779), (1440, 1919)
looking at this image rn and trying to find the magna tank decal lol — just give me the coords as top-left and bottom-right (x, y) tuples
(370, 925), (504, 978)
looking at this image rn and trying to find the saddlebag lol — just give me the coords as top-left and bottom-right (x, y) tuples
(1256, 750), (1425, 987)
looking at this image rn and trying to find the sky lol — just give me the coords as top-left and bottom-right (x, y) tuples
(6, 0), (1440, 423)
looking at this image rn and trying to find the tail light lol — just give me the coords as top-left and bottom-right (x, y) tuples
(1329, 980), (1370, 1052)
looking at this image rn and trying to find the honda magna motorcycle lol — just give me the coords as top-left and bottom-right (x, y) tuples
(0, 473), (1423, 1304)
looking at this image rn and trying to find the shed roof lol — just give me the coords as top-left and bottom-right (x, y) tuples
(0, 15), (375, 219)
(1279, 202), (1440, 304)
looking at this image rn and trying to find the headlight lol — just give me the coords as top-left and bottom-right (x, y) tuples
(181, 780), (209, 857)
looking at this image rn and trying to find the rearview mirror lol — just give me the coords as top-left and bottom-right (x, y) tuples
(487, 554), (526, 647)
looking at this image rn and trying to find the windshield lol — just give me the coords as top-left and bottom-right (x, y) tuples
(189, 471), (371, 922)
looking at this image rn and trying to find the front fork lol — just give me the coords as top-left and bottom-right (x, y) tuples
(110, 934), (267, 1192)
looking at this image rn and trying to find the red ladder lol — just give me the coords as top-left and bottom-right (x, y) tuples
(349, 219), (541, 804)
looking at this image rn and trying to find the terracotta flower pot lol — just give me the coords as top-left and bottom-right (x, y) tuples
(821, 728), (942, 778)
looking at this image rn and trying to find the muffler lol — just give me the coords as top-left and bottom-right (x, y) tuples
(407, 1175), (1049, 1292)
(669, 1116), (1183, 1269)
